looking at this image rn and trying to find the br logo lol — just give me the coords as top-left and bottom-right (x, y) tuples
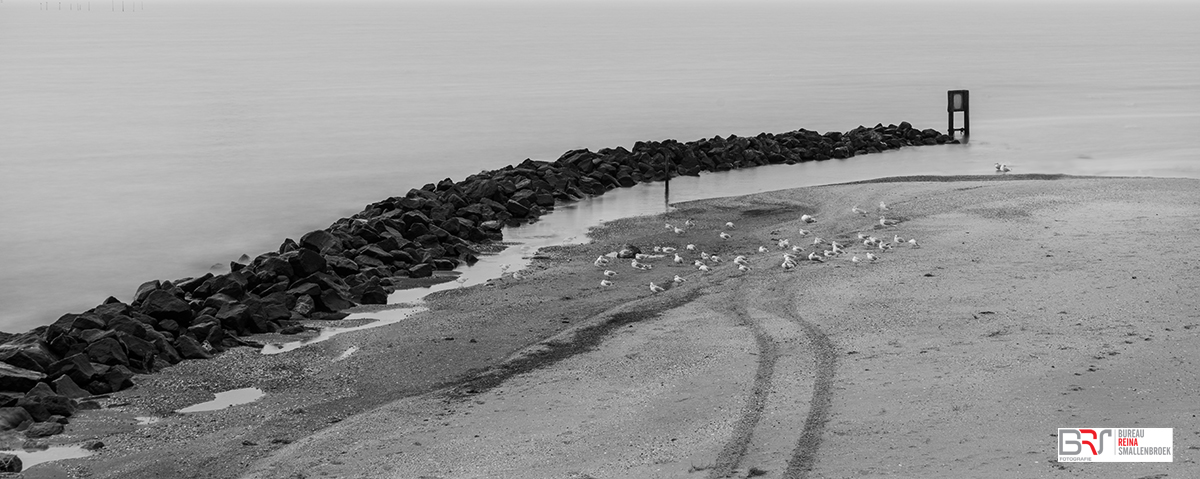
(1060, 428), (1113, 455)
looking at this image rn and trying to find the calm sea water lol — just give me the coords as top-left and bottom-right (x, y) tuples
(1, 0), (1198, 332)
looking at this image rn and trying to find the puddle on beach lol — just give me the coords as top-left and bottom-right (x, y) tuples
(134, 416), (160, 425)
(10, 446), (92, 470)
(175, 387), (265, 414)
(260, 304), (428, 355)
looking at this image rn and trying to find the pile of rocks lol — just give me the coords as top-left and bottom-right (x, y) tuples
(0, 122), (947, 436)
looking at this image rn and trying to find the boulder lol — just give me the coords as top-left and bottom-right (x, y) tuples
(350, 278), (388, 305)
(44, 354), (94, 386)
(103, 365), (135, 392)
(133, 280), (161, 304)
(0, 341), (58, 374)
(85, 338), (128, 366)
(140, 290), (192, 323)
(52, 375), (90, 399)
(175, 335), (211, 360)
(0, 408), (32, 432)
(71, 313), (106, 331)
(0, 363), (45, 393)
(18, 383), (76, 421)
(317, 288), (355, 313)
(107, 315), (148, 339)
(299, 229), (341, 255)
(176, 273), (213, 294)
(408, 263), (434, 279)
(287, 249), (327, 277)
(24, 422), (64, 439)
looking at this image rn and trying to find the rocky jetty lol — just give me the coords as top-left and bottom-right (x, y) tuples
(0, 122), (948, 437)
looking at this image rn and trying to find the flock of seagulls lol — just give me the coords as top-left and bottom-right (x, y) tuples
(593, 200), (923, 293)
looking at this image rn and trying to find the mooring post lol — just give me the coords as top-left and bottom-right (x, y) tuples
(947, 90), (970, 141)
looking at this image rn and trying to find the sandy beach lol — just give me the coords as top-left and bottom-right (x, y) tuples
(23, 175), (1199, 479)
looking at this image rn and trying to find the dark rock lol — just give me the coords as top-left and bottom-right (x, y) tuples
(44, 354), (94, 386)
(325, 255), (360, 276)
(0, 408), (32, 432)
(24, 422), (64, 438)
(117, 333), (157, 362)
(19, 383), (76, 421)
(71, 313), (106, 331)
(103, 365), (135, 391)
(0, 363), (45, 393)
(82, 439), (104, 451)
(317, 288), (355, 312)
(133, 280), (161, 304)
(52, 375), (90, 399)
(107, 315), (147, 339)
(0, 340), (58, 374)
(140, 290), (192, 323)
(0, 453), (21, 473)
(292, 295), (315, 316)
(175, 335), (211, 360)
(85, 338), (128, 366)
(299, 229), (341, 255)
(288, 248), (327, 277)
(350, 277), (388, 305)
(255, 256), (294, 279)
(157, 319), (180, 335)
(176, 273), (213, 294)
(408, 263), (434, 279)
(279, 324), (305, 335)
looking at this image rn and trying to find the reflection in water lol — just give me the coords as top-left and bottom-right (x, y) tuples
(175, 387), (265, 413)
(260, 305), (427, 355)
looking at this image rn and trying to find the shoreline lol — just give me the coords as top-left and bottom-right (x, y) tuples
(21, 174), (1197, 478)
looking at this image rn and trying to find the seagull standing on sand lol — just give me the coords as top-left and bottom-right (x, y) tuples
(734, 255), (748, 265)
(650, 282), (665, 293)
(674, 254), (684, 264)
(791, 245), (805, 254)
(866, 252), (878, 262)
(801, 214), (816, 223)
(758, 246), (769, 253)
(738, 264), (751, 272)
(700, 252), (710, 260)
(909, 238), (920, 248)
(851, 256), (860, 265)
(603, 270), (617, 277)
(685, 219), (696, 228)
(808, 252), (823, 262)
(686, 244), (696, 252)
(719, 232), (732, 240)
(894, 235), (905, 244)
(1001, 164), (1011, 173)
(594, 257), (609, 268)
(813, 237), (825, 245)
(852, 205), (868, 216)
(674, 227), (685, 235)
(778, 238), (791, 249)
(710, 255), (723, 263)
(673, 274), (686, 284)
(878, 201), (889, 212)
(726, 221), (735, 229)
(880, 216), (898, 227)
(662, 247), (676, 253)
(798, 229), (811, 237)
(665, 223), (674, 230)
(600, 279), (614, 287)
(698, 264), (711, 272)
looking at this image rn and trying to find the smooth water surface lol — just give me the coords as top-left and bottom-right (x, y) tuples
(175, 387), (265, 413)
(1, 0), (1197, 331)
(12, 446), (93, 470)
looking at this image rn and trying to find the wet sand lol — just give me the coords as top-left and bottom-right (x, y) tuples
(30, 176), (1200, 478)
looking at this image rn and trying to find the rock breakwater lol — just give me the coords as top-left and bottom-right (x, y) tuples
(0, 122), (948, 439)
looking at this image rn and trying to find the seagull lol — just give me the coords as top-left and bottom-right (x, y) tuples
(791, 245), (805, 254)
(778, 238), (791, 248)
(733, 255), (748, 265)
(894, 234), (905, 243)
(674, 227), (685, 234)
(878, 201), (889, 212)
(600, 279), (614, 287)
(652, 246), (661, 253)
(698, 264), (711, 272)
(851, 256), (861, 265)
(995, 163), (1003, 173)
(512, 272), (524, 280)
(686, 244), (696, 251)
(710, 255), (723, 263)
(808, 252), (823, 262)
(700, 252), (710, 260)
(635, 253), (650, 260)
(594, 258), (609, 268)
(693, 259), (705, 267)
(852, 205), (868, 216)
(866, 252), (878, 262)
(650, 282), (666, 293)
(857, 232), (867, 240)
(798, 229), (811, 237)
(908, 238), (919, 248)
(813, 237), (825, 245)
(662, 247), (677, 253)
(758, 246), (769, 253)
(674, 254), (684, 264)
(603, 270), (617, 277)
(801, 214), (816, 223)
(879, 216), (898, 227)
(725, 221), (735, 229)
(783, 253), (797, 262)
(719, 232), (732, 240)
(673, 274), (686, 284)
(665, 223), (674, 230)
(1001, 164), (1011, 173)
(782, 260), (796, 270)
(738, 264), (751, 272)
(685, 219), (696, 227)
(823, 250), (835, 257)
(878, 242), (892, 251)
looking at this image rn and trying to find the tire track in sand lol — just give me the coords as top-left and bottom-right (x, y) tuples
(706, 278), (837, 478)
